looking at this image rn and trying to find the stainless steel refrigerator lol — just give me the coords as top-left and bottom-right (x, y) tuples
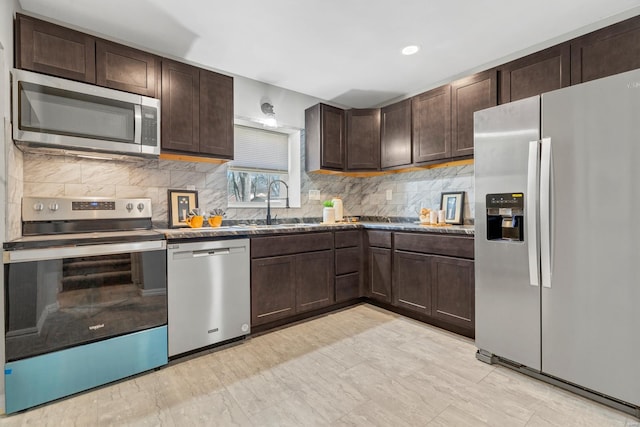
(474, 68), (640, 413)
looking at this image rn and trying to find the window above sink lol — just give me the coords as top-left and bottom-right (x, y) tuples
(227, 123), (301, 209)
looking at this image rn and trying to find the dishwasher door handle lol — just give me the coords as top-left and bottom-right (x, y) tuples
(192, 249), (230, 257)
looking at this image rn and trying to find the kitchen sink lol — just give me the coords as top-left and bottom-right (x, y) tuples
(237, 223), (319, 229)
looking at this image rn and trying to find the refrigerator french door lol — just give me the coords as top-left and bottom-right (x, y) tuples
(475, 68), (640, 410)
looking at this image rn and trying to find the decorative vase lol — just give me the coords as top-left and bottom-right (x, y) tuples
(323, 207), (335, 224)
(331, 197), (343, 221)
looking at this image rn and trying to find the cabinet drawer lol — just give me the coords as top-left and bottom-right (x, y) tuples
(394, 233), (474, 259)
(336, 247), (361, 275)
(336, 273), (360, 302)
(366, 230), (392, 248)
(335, 230), (361, 248)
(251, 232), (333, 258)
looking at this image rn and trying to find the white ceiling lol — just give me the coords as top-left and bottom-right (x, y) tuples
(18, 0), (640, 108)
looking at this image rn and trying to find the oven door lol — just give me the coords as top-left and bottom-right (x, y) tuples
(4, 240), (166, 362)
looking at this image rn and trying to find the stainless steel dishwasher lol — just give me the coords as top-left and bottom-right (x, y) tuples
(167, 238), (250, 357)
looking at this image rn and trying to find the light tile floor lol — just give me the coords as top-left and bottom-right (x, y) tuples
(0, 304), (638, 426)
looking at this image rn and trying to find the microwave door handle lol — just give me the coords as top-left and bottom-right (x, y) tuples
(134, 104), (142, 145)
(527, 140), (540, 287)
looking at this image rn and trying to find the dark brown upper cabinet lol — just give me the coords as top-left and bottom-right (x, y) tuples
(380, 99), (412, 169)
(346, 108), (380, 170)
(16, 14), (161, 98)
(412, 85), (451, 164)
(451, 69), (497, 158)
(571, 15), (640, 85)
(96, 40), (160, 97)
(161, 59), (200, 153)
(305, 103), (346, 172)
(15, 13), (96, 83)
(499, 44), (570, 104)
(198, 69), (234, 158)
(161, 60), (234, 159)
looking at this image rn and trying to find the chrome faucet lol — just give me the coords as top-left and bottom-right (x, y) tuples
(266, 179), (289, 225)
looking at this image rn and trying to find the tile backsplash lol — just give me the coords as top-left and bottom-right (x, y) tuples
(15, 150), (474, 238)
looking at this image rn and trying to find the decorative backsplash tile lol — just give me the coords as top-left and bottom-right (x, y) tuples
(16, 148), (474, 236)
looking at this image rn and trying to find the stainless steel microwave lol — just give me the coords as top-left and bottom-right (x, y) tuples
(12, 69), (160, 158)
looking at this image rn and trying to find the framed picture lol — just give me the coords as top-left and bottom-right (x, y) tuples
(440, 191), (465, 225)
(168, 190), (198, 228)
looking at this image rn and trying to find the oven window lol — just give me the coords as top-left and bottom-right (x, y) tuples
(5, 249), (167, 362)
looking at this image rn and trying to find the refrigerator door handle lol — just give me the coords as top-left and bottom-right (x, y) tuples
(527, 140), (540, 287)
(540, 137), (552, 288)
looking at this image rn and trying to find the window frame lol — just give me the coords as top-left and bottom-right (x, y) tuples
(228, 119), (301, 209)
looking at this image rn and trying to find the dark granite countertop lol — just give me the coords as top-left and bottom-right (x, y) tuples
(160, 221), (474, 240)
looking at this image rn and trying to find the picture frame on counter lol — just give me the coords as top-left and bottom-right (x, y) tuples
(168, 189), (198, 228)
(440, 191), (465, 225)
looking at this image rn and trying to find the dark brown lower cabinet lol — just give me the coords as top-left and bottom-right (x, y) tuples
(251, 233), (334, 327)
(431, 255), (475, 329)
(251, 230), (474, 337)
(393, 251), (431, 315)
(334, 230), (362, 302)
(391, 232), (475, 335)
(296, 250), (334, 312)
(251, 256), (296, 326)
(368, 247), (392, 303)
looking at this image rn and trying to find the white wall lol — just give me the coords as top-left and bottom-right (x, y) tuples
(233, 74), (325, 129)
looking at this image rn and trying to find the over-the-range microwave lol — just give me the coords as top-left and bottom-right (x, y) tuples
(11, 69), (160, 158)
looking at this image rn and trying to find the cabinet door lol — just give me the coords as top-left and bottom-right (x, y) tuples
(16, 14), (95, 83)
(571, 16), (640, 85)
(346, 108), (380, 170)
(335, 247), (361, 275)
(368, 247), (392, 303)
(393, 251), (431, 315)
(335, 273), (360, 303)
(380, 99), (412, 169)
(322, 105), (346, 170)
(161, 59), (200, 153)
(412, 85), (451, 164)
(199, 69), (234, 158)
(296, 250), (335, 313)
(251, 256), (296, 326)
(431, 256), (474, 329)
(96, 40), (160, 97)
(500, 44), (570, 104)
(451, 69), (497, 157)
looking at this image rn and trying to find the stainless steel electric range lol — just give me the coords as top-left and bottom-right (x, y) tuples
(3, 197), (167, 414)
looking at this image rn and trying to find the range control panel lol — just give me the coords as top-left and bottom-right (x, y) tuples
(23, 197), (152, 221)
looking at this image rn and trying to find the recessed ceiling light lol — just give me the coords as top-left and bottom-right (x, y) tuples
(401, 45), (420, 56)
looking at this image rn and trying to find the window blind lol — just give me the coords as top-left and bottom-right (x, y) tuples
(230, 125), (288, 172)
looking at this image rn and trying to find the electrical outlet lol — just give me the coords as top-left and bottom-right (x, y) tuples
(309, 190), (320, 200)
(386, 189), (393, 201)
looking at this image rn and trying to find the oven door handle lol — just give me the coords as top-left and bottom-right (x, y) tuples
(4, 240), (166, 263)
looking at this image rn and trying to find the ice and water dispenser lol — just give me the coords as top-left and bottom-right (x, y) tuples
(485, 193), (524, 241)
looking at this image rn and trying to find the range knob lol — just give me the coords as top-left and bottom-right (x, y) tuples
(48, 202), (59, 212)
(126, 203), (134, 212)
(137, 202), (145, 212)
(33, 202), (44, 212)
